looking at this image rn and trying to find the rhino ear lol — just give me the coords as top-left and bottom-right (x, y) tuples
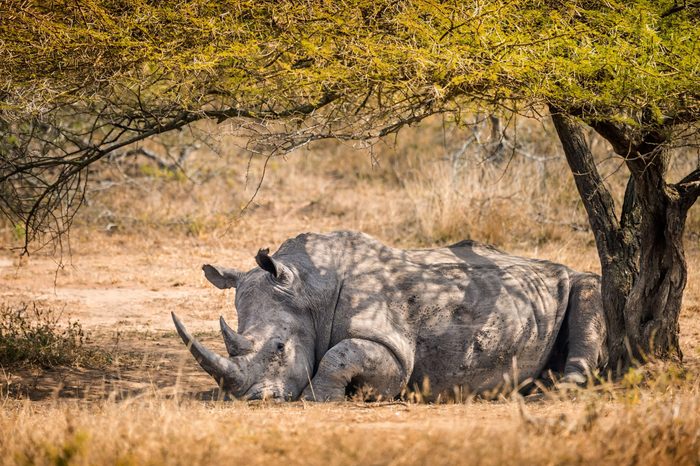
(255, 248), (291, 283)
(202, 264), (244, 289)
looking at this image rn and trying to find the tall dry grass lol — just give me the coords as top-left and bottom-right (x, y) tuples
(1, 383), (699, 466)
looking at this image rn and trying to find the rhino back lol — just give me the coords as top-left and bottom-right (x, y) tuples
(325, 234), (571, 394)
(406, 259), (571, 394)
(281, 232), (573, 395)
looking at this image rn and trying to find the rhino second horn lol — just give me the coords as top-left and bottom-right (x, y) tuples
(171, 312), (240, 387)
(220, 315), (253, 356)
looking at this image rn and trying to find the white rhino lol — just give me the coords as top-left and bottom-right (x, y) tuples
(173, 231), (607, 401)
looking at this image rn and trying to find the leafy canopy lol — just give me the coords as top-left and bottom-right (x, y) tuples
(0, 1), (698, 249)
(2, 0), (698, 129)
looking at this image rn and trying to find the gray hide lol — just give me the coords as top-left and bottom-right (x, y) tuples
(173, 231), (607, 401)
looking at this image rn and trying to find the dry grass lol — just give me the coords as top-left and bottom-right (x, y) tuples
(1, 385), (699, 466)
(0, 302), (111, 369)
(1, 114), (700, 465)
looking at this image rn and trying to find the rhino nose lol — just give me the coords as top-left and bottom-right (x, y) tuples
(244, 385), (285, 402)
(247, 393), (285, 403)
(264, 390), (287, 402)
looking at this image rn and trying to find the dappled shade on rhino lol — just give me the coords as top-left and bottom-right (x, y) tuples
(173, 231), (607, 401)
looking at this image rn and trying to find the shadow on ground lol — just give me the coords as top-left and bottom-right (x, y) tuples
(1, 333), (227, 402)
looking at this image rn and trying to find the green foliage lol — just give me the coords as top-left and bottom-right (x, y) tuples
(1, 0), (697, 125)
(0, 0), (698, 247)
(12, 223), (25, 241)
(0, 302), (109, 368)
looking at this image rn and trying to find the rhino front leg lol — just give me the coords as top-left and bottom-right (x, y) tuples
(302, 338), (405, 401)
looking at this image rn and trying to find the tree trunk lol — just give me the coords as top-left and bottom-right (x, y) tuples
(550, 110), (693, 373)
(620, 164), (687, 364)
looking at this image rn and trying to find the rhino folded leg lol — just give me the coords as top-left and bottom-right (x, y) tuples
(562, 274), (608, 384)
(302, 338), (405, 402)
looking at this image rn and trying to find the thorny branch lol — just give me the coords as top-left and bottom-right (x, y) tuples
(0, 84), (451, 254)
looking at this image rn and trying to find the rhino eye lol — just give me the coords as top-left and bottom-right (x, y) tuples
(276, 342), (285, 352)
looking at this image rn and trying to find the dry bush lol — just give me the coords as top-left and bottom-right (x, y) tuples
(399, 159), (572, 246)
(0, 302), (109, 369)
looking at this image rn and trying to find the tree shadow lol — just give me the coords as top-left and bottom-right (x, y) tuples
(2, 334), (229, 401)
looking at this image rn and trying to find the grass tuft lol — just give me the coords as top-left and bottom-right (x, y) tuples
(0, 302), (110, 369)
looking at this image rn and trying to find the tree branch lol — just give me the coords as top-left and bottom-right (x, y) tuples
(620, 175), (641, 232)
(202, 92), (339, 124)
(675, 167), (700, 211)
(661, 1), (700, 18)
(549, 106), (622, 266)
(565, 107), (673, 178)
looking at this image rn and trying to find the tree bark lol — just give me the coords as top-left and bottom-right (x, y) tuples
(550, 110), (693, 372)
(621, 159), (687, 363)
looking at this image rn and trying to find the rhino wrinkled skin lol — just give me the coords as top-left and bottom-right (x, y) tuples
(173, 231), (607, 401)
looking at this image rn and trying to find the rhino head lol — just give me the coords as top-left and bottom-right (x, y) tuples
(173, 248), (317, 400)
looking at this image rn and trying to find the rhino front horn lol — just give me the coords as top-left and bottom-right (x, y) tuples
(220, 315), (253, 356)
(172, 312), (243, 389)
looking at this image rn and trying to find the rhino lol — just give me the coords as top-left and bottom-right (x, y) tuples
(173, 231), (607, 401)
